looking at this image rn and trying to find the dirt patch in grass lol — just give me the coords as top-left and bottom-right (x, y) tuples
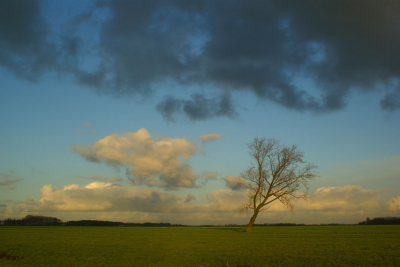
(221, 263), (253, 267)
(85, 257), (104, 263)
(0, 252), (22, 260)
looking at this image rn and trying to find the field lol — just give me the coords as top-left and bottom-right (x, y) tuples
(1, 225), (400, 267)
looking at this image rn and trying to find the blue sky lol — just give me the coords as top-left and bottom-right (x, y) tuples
(1, 0), (400, 225)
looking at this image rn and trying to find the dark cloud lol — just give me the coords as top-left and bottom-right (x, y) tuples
(1, 0), (400, 118)
(0, 0), (58, 81)
(184, 194), (196, 203)
(380, 89), (400, 112)
(156, 96), (182, 121)
(222, 175), (246, 191)
(157, 93), (238, 121)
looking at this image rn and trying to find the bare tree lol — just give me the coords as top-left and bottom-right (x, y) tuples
(241, 137), (317, 232)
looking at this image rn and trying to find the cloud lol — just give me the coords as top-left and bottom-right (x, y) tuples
(184, 194), (196, 203)
(222, 175), (247, 191)
(386, 196), (400, 212)
(321, 155), (400, 191)
(298, 186), (382, 212)
(199, 134), (222, 144)
(88, 0), (400, 114)
(0, 0), (59, 81)
(157, 93), (238, 121)
(3, 1), (400, 120)
(72, 128), (198, 189)
(155, 96), (183, 122)
(380, 86), (400, 112)
(5, 186), (17, 190)
(80, 122), (90, 127)
(73, 175), (123, 183)
(0, 184), (390, 224)
(203, 189), (248, 212)
(17, 182), (196, 213)
(0, 173), (22, 189)
(0, 182), (244, 224)
(202, 171), (219, 181)
(201, 185), (385, 214)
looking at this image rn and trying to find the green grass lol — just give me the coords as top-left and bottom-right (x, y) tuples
(1, 225), (400, 266)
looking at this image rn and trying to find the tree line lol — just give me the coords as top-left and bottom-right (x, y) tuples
(3, 215), (400, 227)
(1, 215), (62, 226)
(0, 215), (180, 227)
(358, 217), (400, 225)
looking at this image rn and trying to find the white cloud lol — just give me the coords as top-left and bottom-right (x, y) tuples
(199, 133), (222, 143)
(296, 185), (382, 212)
(72, 128), (198, 189)
(19, 182), (196, 213)
(74, 175), (123, 182)
(0, 182), (247, 218)
(222, 175), (246, 191)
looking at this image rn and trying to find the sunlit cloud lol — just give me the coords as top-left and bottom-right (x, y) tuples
(0, 184), (392, 224)
(222, 175), (246, 191)
(72, 128), (198, 189)
(202, 189), (248, 212)
(386, 196), (400, 212)
(297, 185), (382, 212)
(23, 182), (196, 213)
(73, 175), (123, 182)
(199, 133), (222, 144)
(321, 155), (400, 191)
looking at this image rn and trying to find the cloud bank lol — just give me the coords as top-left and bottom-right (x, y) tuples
(1, 184), (396, 224)
(2, 0), (400, 120)
(30, 182), (196, 213)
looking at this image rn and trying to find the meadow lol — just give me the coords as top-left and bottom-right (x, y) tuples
(1, 225), (399, 267)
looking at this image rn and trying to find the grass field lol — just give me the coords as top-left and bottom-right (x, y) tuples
(1, 225), (399, 267)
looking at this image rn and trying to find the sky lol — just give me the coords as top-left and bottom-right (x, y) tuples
(1, 0), (400, 225)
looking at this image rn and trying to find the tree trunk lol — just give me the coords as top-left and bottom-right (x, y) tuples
(244, 210), (259, 232)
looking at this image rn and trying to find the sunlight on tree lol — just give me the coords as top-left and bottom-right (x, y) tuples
(241, 137), (318, 232)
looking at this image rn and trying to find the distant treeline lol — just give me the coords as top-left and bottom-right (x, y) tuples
(358, 217), (400, 225)
(0, 215), (183, 227)
(3, 215), (400, 227)
(1, 215), (62, 226)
